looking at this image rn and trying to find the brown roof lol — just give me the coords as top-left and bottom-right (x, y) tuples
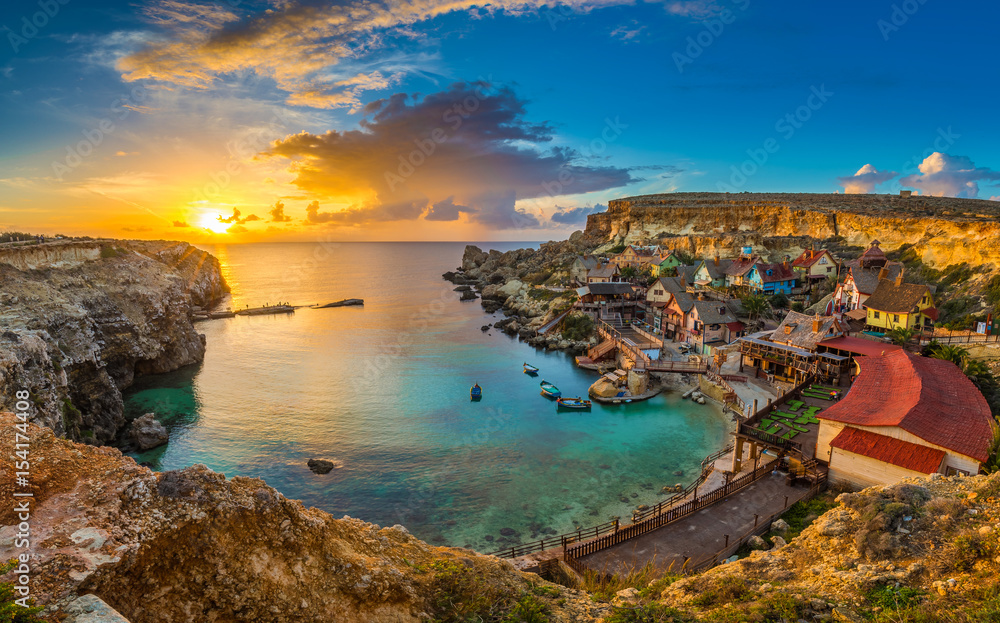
(724, 255), (759, 277)
(850, 263), (903, 295)
(770, 310), (842, 350)
(831, 427), (946, 473)
(863, 279), (931, 313)
(818, 350), (994, 462)
(588, 264), (619, 279)
(754, 262), (796, 283)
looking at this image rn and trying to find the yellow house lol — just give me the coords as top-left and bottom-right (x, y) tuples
(863, 273), (936, 332)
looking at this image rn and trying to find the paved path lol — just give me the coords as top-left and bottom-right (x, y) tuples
(580, 472), (814, 576)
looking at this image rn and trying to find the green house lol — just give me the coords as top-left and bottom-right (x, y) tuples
(652, 252), (683, 277)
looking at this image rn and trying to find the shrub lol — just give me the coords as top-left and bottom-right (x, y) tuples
(606, 603), (691, 623)
(952, 530), (996, 571)
(561, 314), (594, 342)
(0, 561), (46, 622)
(503, 595), (549, 623)
(688, 575), (752, 608)
(865, 583), (925, 613)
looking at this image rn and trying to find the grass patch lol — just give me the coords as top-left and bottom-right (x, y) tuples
(606, 603), (693, 623)
(581, 561), (678, 603)
(778, 493), (836, 541)
(420, 560), (554, 623)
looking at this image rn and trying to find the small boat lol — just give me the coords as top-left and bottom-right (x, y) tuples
(557, 397), (592, 410)
(523, 363), (539, 375)
(539, 380), (561, 399)
(470, 384), (482, 401)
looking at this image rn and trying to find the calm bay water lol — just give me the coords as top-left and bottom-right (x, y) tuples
(124, 242), (731, 551)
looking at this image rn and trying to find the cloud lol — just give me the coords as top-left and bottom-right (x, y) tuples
(550, 203), (606, 225)
(837, 164), (897, 194)
(269, 201), (292, 222)
(899, 153), (1000, 198)
(424, 196), (475, 221)
(991, 196), (1000, 201)
(228, 224), (249, 233)
(121, 226), (153, 232)
(262, 82), (634, 229)
(610, 21), (646, 42)
(304, 198), (428, 225)
(217, 207), (261, 224)
(172, 220), (190, 227)
(665, 1), (724, 17)
(116, 0), (646, 109)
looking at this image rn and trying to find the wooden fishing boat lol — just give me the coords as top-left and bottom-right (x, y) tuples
(557, 397), (592, 410)
(523, 363), (539, 375)
(470, 384), (482, 401)
(539, 380), (561, 399)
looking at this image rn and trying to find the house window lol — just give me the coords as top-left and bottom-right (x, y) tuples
(893, 314), (899, 322)
(819, 256), (828, 264)
(874, 311), (880, 319)
(654, 289), (663, 296)
(826, 267), (833, 273)
(946, 466), (970, 477)
(921, 295), (927, 304)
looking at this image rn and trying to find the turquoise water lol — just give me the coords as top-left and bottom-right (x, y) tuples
(124, 242), (731, 551)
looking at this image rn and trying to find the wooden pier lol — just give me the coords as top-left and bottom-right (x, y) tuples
(235, 305), (294, 317)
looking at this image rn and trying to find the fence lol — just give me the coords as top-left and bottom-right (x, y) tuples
(565, 462), (775, 561)
(705, 371), (747, 415)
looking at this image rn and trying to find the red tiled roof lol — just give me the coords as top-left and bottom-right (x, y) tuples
(726, 321), (745, 332)
(724, 255), (759, 277)
(755, 263), (796, 283)
(792, 249), (832, 269)
(831, 427), (945, 473)
(818, 336), (902, 357)
(818, 350), (995, 462)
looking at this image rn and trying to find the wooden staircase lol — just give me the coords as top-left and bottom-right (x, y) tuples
(588, 339), (617, 360)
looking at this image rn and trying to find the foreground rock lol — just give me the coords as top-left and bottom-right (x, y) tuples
(0, 240), (227, 443)
(127, 413), (168, 450)
(0, 414), (608, 623)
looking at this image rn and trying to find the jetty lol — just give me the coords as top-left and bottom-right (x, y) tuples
(235, 304), (294, 317)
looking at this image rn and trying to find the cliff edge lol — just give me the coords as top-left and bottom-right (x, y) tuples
(0, 240), (227, 444)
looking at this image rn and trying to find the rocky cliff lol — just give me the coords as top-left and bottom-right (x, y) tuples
(0, 414), (606, 623)
(587, 192), (1000, 269)
(0, 240), (227, 444)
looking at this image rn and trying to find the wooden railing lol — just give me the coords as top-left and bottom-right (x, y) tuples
(565, 462), (775, 561)
(587, 339), (616, 360)
(644, 360), (708, 373)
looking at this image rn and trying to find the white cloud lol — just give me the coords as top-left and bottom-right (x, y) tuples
(837, 163), (897, 194)
(899, 152), (1000, 198)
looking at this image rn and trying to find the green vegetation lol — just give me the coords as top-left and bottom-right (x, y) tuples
(100, 245), (123, 259)
(620, 266), (638, 279)
(776, 493), (836, 542)
(606, 604), (691, 623)
(0, 232), (43, 244)
(741, 293), (770, 322)
(0, 561), (46, 623)
(768, 291), (788, 309)
(888, 326), (916, 346)
(580, 561), (679, 603)
(419, 560), (554, 623)
(561, 313), (595, 342)
(608, 243), (627, 254)
(61, 398), (82, 438)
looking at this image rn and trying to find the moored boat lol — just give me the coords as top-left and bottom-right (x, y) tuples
(556, 397), (592, 410)
(539, 380), (561, 399)
(470, 383), (482, 401)
(523, 363), (539, 375)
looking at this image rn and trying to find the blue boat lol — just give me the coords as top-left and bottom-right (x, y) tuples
(523, 363), (539, 375)
(470, 383), (482, 401)
(557, 397), (592, 410)
(539, 380), (561, 399)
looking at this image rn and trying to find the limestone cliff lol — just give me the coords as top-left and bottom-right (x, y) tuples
(0, 240), (227, 444)
(0, 415), (606, 623)
(587, 192), (1000, 269)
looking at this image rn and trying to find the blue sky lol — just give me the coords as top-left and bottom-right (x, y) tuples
(1, 0), (998, 240)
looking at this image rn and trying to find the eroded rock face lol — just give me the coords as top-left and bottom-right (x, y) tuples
(0, 240), (227, 443)
(586, 192), (1000, 269)
(0, 414), (598, 623)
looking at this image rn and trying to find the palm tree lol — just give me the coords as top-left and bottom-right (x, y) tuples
(741, 293), (769, 322)
(888, 326), (915, 346)
(927, 342), (969, 366)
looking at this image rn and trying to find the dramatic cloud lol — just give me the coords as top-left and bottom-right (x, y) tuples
(837, 164), (897, 194)
(899, 153), (1000, 198)
(262, 82), (635, 228)
(118, 0), (638, 109)
(172, 220), (190, 227)
(217, 207), (261, 224)
(550, 204), (606, 225)
(424, 197), (475, 221)
(269, 201), (293, 223)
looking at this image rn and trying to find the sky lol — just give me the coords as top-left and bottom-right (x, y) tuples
(1, 0), (998, 242)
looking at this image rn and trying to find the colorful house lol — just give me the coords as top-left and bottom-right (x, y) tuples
(816, 349), (994, 486)
(746, 262), (796, 295)
(614, 244), (660, 269)
(863, 273), (936, 332)
(832, 263), (903, 313)
(651, 251), (683, 276)
(587, 263), (621, 284)
(791, 248), (838, 284)
(645, 276), (685, 305)
(724, 254), (760, 289)
(690, 257), (732, 289)
(688, 300), (743, 349)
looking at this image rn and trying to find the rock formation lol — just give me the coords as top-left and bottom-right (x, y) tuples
(127, 413), (168, 450)
(586, 192), (1000, 269)
(0, 240), (227, 444)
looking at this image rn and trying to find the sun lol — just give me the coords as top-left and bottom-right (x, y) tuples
(199, 212), (231, 234)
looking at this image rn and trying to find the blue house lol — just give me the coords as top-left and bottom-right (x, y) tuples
(747, 262), (796, 295)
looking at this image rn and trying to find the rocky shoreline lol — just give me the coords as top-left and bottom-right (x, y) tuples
(443, 232), (604, 354)
(0, 240), (227, 444)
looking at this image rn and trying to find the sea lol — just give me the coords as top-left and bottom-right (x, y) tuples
(124, 242), (731, 551)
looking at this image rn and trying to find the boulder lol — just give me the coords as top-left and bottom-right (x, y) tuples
(770, 518), (790, 535)
(611, 587), (640, 607)
(307, 458), (343, 474)
(748, 535), (768, 550)
(770, 536), (787, 549)
(498, 279), (525, 298)
(128, 413), (168, 450)
(460, 290), (478, 301)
